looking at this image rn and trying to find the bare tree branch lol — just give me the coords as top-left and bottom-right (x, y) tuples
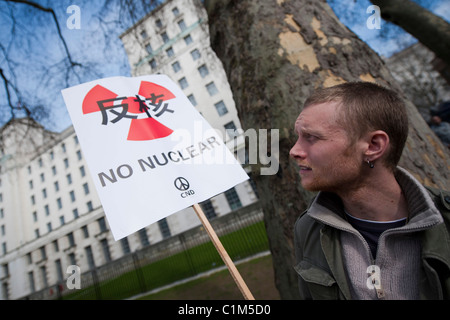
(4, 0), (81, 67)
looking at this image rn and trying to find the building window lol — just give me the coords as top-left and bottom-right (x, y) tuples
(166, 47), (174, 57)
(54, 181), (59, 192)
(85, 246), (95, 270)
(138, 228), (150, 247)
(42, 188), (47, 199)
(188, 94), (197, 106)
(149, 59), (157, 70)
(76, 150), (82, 160)
(62, 143), (66, 153)
(31, 195), (35, 205)
(50, 151), (54, 160)
(47, 222), (52, 232)
(198, 64), (209, 78)
(35, 229), (40, 238)
(70, 190), (75, 202)
(161, 32), (169, 43)
(87, 201), (93, 212)
(98, 217), (108, 233)
(52, 166), (57, 175)
(74, 136), (79, 144)
(59, 215), (65, 226)
(40, 266), (48, 288)
(190, 48), (201, 60)
(38, 158), (43, 167)
(82, 225), (89, 238)
(140, 30), (148, 39)
(73, 208), (79, 219)
(225, 187), (242, 211)
(57, 198), (62, 210)
(64, 158), (69, 168)
(121, 238), (131, 254)
(28, 272), (35, 293)
(53, 240), (59, 252)
(67, 232), (75, 247)
(145, 43), (153, 54)
(40, 246), (46, 260)
(224, 121), (237, 132)
(1, 242), (6, 255)
(32, 211), (37, 222)
(158, 218), (171, 239)
(83, 183), (90, 195)
(67, 174), (72, 185)
(172, 61), (181, 73)
(178, 77), (188, 89)
(200, 199), (217, 220)
(55, 259), (64, 282)
(45, 205), (49, 216)
(177, 19), (187, 31)
(40, 173), (45, 182)
(172, 7), (180, 16)
(29, 180), (33, 189)
(80, 166), (85, 177)
(206, 82), (218, 96)
(183, 34), (193, 45)
(224, 121), (239, 138)
(155, 19), (162, 28)
(101, 239), (112, 262)
(214, 100), (228, 116)
(68, 253), (76, 266)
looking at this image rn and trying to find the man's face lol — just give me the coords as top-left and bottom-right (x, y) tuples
(289, 101), (365, 192)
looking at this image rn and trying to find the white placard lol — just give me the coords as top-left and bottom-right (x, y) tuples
(61, 75), (248, 240)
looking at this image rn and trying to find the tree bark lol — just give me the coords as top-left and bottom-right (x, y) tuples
(370, 0), (450, 67)
(204, 0), (450, 299)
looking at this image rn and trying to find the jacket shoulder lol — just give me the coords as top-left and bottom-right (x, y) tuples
(425, 186), (450, 228)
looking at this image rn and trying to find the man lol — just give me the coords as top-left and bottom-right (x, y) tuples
(290, 82), (450, 300)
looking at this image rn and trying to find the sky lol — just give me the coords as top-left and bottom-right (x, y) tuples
(0, 0), (449, 133)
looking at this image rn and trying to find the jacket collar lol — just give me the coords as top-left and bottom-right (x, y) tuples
(307, 166), (443, 232)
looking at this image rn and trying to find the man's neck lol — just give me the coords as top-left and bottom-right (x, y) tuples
(336, 167), (409, 222)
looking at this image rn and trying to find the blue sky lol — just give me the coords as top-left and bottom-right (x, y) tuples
(328, 0), (450, 58)
(0, 0), (449, 132)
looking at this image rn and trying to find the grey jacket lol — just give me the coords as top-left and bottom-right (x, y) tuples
(294, 167), (450, 299)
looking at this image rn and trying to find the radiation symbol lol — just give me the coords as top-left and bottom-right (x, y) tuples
(81, 81), (175, 141)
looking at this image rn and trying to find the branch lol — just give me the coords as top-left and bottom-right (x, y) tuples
(0, 68), (13, 111)
(5, 0), (81, 67)
(0, 68), (31, 118)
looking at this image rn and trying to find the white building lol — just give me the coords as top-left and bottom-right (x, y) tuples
(119, 0), (243, 146)
(0, 0), (259, 300)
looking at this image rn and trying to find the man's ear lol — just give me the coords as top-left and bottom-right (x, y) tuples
(364, 130), (389, 161)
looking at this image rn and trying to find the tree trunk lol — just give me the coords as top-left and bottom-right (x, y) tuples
(204, 0), (450, 299)
(370, 0), (450, 67)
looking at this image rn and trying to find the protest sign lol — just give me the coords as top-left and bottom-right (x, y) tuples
(61, 75), (249, 240)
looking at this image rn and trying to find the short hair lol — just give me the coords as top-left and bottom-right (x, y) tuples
(303, 82), (408, 170)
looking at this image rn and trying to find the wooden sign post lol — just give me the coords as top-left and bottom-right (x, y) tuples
(192, 203), (255, 300)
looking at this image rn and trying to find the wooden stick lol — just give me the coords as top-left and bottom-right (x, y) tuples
(192, 203), (255, 300)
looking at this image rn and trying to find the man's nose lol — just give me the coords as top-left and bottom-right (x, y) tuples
(289, 142), (305, 159)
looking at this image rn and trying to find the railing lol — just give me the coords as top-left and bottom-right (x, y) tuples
(23, 201), (268, 300)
